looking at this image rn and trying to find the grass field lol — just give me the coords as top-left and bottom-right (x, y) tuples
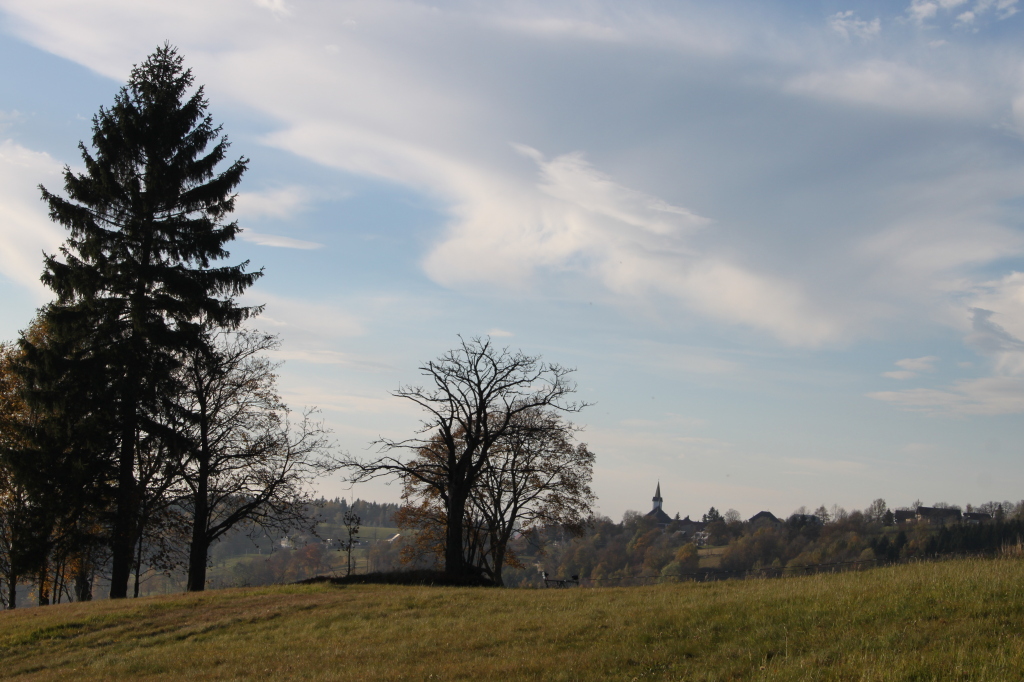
(3, 557), (1024, 680)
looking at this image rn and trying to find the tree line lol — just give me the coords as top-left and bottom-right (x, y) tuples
(527, 498), (1024, 586)
(0, 45), (336, 608)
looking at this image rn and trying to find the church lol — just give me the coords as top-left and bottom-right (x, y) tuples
(645, 482), (673, 526)
(644, 483), (706, 539)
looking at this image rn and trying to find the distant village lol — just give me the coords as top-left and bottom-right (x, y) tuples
(642, 483), (998, 547)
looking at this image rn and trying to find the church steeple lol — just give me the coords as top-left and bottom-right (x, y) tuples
(652, 481), (663, 511)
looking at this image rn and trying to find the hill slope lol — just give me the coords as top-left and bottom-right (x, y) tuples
(3, 558), (1024, 680)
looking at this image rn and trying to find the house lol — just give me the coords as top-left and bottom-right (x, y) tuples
(894, 509), (917, 525)
(962, 512), (992, 525)
(748, 511), (782, 529)
(789, 513), (823, 526)
(916, 506), (962, 525)
(675, 515), (706, 539)
(645, 482), (673, 527)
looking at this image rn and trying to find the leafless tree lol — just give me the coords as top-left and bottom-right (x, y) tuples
(344, 336), (587, 579)
(468, 409), (594, 585)
(172, 329), (338, 591)
(395, 410), (595, 585)
(341, 510), (360, 577)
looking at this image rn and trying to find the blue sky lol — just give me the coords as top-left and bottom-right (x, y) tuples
(2, 0), (1024, 521)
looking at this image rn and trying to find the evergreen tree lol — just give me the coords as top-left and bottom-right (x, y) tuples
(36, 43), (261, 598)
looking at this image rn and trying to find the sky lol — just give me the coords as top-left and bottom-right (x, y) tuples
(2, 0), (1024, 522)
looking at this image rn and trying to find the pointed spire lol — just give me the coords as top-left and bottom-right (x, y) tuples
(652, 481), (663, 511)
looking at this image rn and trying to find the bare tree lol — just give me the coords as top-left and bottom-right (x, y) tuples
(469, 409), (594, 585)
(172, 329), (338, 591)
(395, 410), (595, 585)
(344, 336), (586, 579)
(341, 510), (360, 577)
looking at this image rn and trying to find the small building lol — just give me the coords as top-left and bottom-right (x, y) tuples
(916, 506), (962, 525)
(748, 511), (782, 529)
(962, 512), (992, 525)
(894, 509), (917, 525)
(675, 515), (706, 539)
(645, 482), (673, 527)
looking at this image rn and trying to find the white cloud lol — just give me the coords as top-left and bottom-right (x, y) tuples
(249, 292), (365, 339)
(828, 11), (881, 40)
(0, 140), (66, 297)
(252, 0), (290, 17)
(907, 0), (939, 23)
(239, 229), (323, 250)
(965, 307), (1024, 376)
(896, 356), (939, 372)
(871, 308), (1024, 413)
(868, 376), (1024, 415)
(424, 147), (840, 347)
(785, 60), (981, 116)
(234, 185), (312, 220)
(0, 0), (1020, 354)
(882, 356), (937, 379)
(908, 0), (1018, 25)
(0, 110), (23, 132)
(487, 328), (514, 337)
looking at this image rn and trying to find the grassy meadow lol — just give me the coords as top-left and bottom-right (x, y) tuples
(3, 557), (1024, 680)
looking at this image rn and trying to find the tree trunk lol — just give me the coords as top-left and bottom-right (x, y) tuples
(490, 536), (506, 587)
(37, 563), (50, 606)
(7, 573), (16, 609)
(74, 560), (92, 602)
(133, 530), (144, 598)
(186, 437), (210, 592)
(109, 404), (138, 599)
(445, 490), (467, 577)
(186, 511), (209, 591)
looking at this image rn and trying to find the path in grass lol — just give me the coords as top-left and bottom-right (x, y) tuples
(2, 557), (1024, 680)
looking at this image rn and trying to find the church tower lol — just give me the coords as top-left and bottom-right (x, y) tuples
(645, 481), (672, 526)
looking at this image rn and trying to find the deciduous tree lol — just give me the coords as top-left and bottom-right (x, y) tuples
(172, 329), (336, 591)
(345, 336), (586, 579)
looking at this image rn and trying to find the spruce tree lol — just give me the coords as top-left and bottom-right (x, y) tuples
(37, 44), (261, 599)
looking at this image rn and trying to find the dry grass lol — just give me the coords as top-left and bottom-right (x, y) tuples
(2, 558), (1024, 680)
(697, 546), (727, 569)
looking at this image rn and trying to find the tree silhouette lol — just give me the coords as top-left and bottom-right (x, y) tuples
(36, 44), (261, 598)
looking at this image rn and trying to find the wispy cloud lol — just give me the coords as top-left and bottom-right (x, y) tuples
(0, 140), (67, 297)
(239, 229), (323, 250)
(893, 355), (939, 374)
(828, 11), (881, 40)
(869, 376), (1024, 415)
(785, 61), (981, 116)
(234, 185), (312, 220)
(871, 313), (1024, 413)
(252, 0), (290, 18)
(425, 147), (841, 347)
(882, 356), (937, 378)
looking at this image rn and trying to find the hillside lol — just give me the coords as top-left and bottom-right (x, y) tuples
(3, 558), (1024, 680)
